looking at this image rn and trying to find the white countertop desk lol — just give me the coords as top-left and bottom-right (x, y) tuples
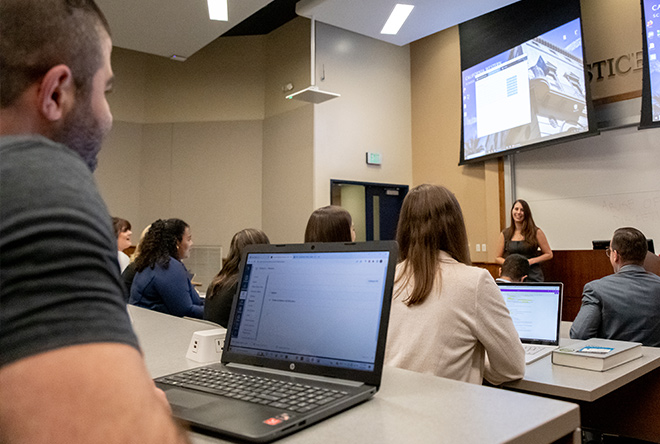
(129, 306), (579, 444)
(503, 338), (660, 442)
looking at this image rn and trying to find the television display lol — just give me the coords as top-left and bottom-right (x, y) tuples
(640, 0), (660, 128)
(459, 0), (597, 164)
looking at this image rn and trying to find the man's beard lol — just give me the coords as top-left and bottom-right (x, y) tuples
(52, 94), (107, 172)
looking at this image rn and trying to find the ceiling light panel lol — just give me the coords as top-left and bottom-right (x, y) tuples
(381, 4), (414, 35)
(208, 0), (228, 21)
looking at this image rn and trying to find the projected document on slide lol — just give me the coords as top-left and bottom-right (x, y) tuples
(475, 55), (531, 139)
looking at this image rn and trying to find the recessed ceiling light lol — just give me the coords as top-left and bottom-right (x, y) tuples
(381, 4), (414, 35)
(208, 0), (228, 21)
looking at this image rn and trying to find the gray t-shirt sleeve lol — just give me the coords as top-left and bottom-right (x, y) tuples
(0, 136), (139, 368)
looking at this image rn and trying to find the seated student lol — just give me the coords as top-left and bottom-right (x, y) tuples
(205, 229), (270, 327)
(121, 224), (151, 302)
(571, 227), (660, 346)
(112, 217), (132, 273)
(304, 205), (356, 242)
(384, 184), (525, 385)
(130, 219), (204, 318)
(497, 253), (530, 283)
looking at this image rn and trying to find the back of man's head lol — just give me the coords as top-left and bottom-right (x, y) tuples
(501, 254), (530, 282)
(611, 227), (648, 265)
(0, 0), (110, 108)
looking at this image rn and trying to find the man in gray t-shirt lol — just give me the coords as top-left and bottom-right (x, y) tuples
(0, 1), (189, 442)
(0, 135), (139, 366)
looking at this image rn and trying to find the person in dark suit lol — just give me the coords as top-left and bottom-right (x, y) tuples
(571, 227), (660, 346)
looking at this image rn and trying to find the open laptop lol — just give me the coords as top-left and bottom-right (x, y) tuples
(155, 241), (398, 442)
(497, 282), (563, 364)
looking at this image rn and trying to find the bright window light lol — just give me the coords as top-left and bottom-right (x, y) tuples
(381, 4), (414, 35)
(208, 0), (228, 21)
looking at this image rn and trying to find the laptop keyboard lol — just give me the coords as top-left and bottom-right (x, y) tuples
(156, 367), (348, 413)
(523, 344), (547, 355)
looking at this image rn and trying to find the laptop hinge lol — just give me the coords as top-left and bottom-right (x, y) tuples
(226, 363), (365, 387)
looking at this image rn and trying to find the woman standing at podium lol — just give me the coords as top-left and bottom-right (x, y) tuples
(495, 199), (553, 282)
(385, 184), (524, 385)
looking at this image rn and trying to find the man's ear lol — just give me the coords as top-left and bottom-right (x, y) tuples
(498, 267), (502, 277)
(521, 275), (527, 282)
(37, 65), (75, 122)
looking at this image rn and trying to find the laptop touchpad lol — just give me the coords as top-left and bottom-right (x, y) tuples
(165, 388), (218, 410)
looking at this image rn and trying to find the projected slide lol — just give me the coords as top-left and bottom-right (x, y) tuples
(462, 18), (588, 160)
(644, 0), (660, 122)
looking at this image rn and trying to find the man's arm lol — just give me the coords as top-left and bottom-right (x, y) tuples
(570, 282), (602, 339)
(0, 343), (190, 444)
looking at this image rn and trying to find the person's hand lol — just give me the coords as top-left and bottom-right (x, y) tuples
(155, 385), (172, 414)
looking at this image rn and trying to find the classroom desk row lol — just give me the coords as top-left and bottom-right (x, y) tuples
(129, 306), (579, 444)
(128, 306), (660, 443)
(505, 322), (660, 442)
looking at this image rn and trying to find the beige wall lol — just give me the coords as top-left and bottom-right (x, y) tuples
(98, 17), (412, 249)
(95, 121), (143, 226)
(261, 18), (315, 244)
(262, 106), (314, 243)
(409, 27), (500, 262)
(313, 23), (413, 209)
(100, 37), (268, 249)
(144, 36), (266, 123)
(582, 0), (643, 101)
(264, 18), (312, 119)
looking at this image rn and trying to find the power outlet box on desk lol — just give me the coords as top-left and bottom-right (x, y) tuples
(186, 328), (226, 363)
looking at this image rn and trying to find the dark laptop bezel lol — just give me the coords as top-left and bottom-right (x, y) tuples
(220, 241), (398, 387)
(497, 281), (563, 346)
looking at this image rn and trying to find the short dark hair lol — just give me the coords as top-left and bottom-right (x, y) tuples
(501, 254), (530, 282)
(0, 0), (111, 107)
(304, 206), (353, 243)
(611, 227), (648, 265)
(111, 217), (131, 237)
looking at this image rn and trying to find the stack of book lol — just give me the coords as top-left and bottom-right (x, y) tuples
(551, 338), (642, 371)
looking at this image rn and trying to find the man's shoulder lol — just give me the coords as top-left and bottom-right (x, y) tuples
(1, 134), (79, 160)
(1, 135), (91, 184)
(1, 135), (101, 212)
(586, 266), (660, 293)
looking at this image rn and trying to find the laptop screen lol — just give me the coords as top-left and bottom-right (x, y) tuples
(497, 282), (563, 345)
(222, 242), (397, 383)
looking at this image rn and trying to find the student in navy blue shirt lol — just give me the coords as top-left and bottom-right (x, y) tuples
(130, 218), (204, 318)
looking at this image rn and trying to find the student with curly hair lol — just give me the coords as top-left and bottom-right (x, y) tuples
(130, 219), (204, 318)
